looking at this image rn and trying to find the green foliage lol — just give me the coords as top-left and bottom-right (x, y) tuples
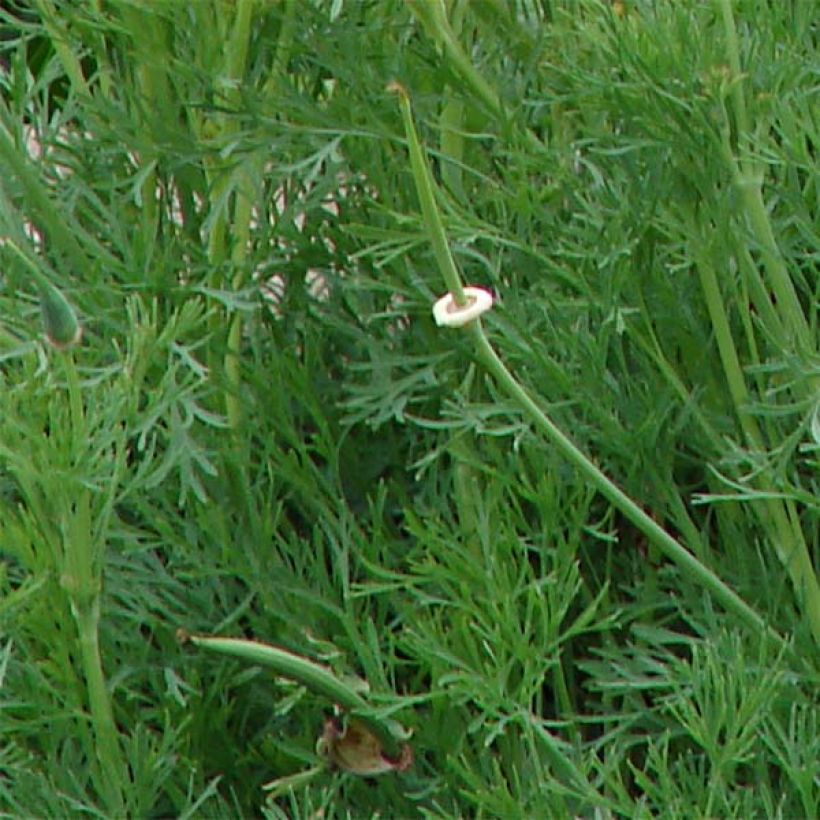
(0, 0), (816, 817)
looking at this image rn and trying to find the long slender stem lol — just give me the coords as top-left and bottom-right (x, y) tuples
(734, 176), (811, 350)
(406, 0), (544, 153)
(467, 323), (781, 644)
(716, 0), (748, 140)
(716, 0), (811, 352)
(394, 86), (785, 649)
(60, 356), (126, 814)
(707, 0), (820, 645)
(392, 83), (467, 306)
(407, 0), (502, 119)
(73, 601), (126, 816)
(693, 232), (820, 647)
(224, 0), (298, 434)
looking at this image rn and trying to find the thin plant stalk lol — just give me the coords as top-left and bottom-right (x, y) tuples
(716, 0), (810, 352)
(406, 0), (544, 154)
(59, 355), (127, 815)
(392, 82), (466, 307)
(71, 597), (126, 813)
(468, 324), (779, 642)
(692, 234), (820, 646)
(31, 0), (90, 98)
(198, 0), (255, 408)
(437, 1), (467, 199)
(707, 0), (820, 644)
(224, 0), (298, 434)
(0, 118), (87, 274)
(114, 3), (171, 257)
(394, 86), (784, 648)
(3, 241), (128, 807)
(406, 0), (502, 120)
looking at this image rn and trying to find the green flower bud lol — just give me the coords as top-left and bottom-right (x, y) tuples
(40, 281), (82, 350)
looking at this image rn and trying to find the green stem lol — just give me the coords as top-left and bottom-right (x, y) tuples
(225, 0), (254, 82)
(716, 0), (811, 352)
(407, 0), (502, 119)
(691, 237), (757, 444)
(467, 323), (780, 644)
(693, 236), (820, 647)
(223, 0), (297, 434)
(32, 0), (91, 98)
(392, 83), (466, 306)
(716, 0), (748, 139)
(733, 174), (811, 350)
(59, 358), (126, 813)
(406, 0), (544, 153)
(202, 0), (255, 290)
(269, 0), (298, 83)
(62, 351), (86, 441)
(193, 1), (251, 397)
(224, 177), (253, 433)
(708, 5), (820, 643)
(394, 86), (784, 648)
(73, 600), (126, 815)
(120, 3), (167, 259)
(0, 123), (87, 274)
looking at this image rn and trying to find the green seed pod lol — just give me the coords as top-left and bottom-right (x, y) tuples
(40, 281), (82, 350)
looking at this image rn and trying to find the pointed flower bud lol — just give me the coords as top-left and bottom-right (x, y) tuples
(40, 280), (82, 350)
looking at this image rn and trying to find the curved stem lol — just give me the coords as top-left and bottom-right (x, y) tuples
(467, 322), (782, 645)
(393, 85), (785, 650)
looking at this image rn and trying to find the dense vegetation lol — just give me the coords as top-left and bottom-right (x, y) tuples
(0, 1), (817, 817)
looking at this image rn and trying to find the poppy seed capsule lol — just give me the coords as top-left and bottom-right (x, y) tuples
(40, 282), (82, 350)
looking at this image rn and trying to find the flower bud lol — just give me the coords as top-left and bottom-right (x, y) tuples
(40, 281), (82, 350)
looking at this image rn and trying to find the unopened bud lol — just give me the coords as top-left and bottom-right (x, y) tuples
(40, 281), (82, 350)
